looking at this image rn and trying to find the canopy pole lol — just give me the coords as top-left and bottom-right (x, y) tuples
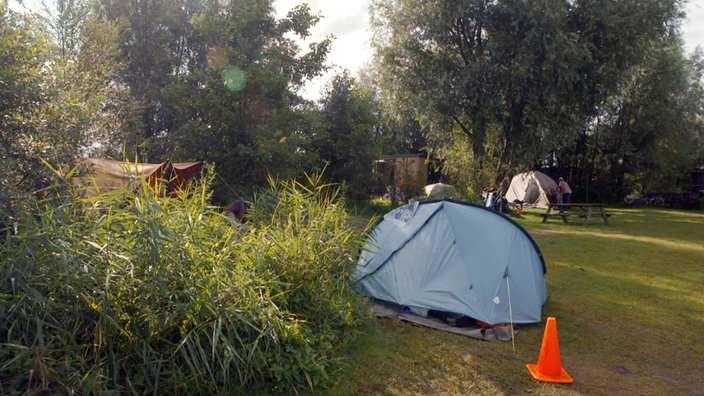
(506, 276), (516, 354)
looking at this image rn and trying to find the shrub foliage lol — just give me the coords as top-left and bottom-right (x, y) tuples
(0, 169), (371, 393)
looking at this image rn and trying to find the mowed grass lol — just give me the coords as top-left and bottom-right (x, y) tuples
(328, 207), (704, 395)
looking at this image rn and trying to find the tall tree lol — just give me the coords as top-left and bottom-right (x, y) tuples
(96, 0), (203, 160)
(370, 0), (686, 197)
(91, 0), (332, 201)
(38, 3), (140, 164)
(357, 67), (426, 156)
(316, 71), (379, 200)
(585, 38), (704, 197)
(0, 3), (53, 193)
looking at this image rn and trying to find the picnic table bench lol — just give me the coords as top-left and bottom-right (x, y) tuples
(541, 203), (611, 225)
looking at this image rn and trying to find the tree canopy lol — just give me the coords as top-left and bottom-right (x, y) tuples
(1, 0), (702, 205)
(370, 0), (703, 199)
(2, 0), (340, 203)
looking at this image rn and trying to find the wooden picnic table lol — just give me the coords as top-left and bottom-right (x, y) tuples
(541, 203), (611, 225)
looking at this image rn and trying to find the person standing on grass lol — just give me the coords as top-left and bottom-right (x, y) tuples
(558, 177), (572, 211)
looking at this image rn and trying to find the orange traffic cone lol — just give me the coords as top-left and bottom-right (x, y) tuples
(526, 316), (574, 384)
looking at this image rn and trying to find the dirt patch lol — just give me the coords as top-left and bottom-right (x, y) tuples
(608, 365), (630, 375)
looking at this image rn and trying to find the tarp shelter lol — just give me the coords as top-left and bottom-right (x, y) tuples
(353, 200), (547, 338)
(505, 171), (558, 209)
(71, 158), (203, 197)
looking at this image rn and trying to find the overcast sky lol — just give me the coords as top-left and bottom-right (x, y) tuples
(684, 0), (704, 53)
(275, 0), (704, 100)
(274, 0), (373, 100)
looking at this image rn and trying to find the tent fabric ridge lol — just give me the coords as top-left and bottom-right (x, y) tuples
(358, 198), (545, 275)
(355, 202), (444, 280)
(437, 199), (546, 274)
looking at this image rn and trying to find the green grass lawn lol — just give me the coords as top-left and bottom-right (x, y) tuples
(329, 206), (704, 395)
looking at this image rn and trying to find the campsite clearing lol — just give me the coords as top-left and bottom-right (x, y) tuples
(332, 206), (704, 395)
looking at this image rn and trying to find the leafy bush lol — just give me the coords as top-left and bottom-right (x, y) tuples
(0, 169), (371, 394)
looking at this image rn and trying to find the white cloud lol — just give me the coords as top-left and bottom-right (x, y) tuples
(683, 0), (704, 54)
(274, 0), (372, 100)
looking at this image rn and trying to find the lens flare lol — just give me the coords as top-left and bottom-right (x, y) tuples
(221, 66), (246, 92)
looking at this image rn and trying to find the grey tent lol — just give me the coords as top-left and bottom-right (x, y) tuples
(423, 183), (457, 200)
(505, 171), (558, 209)
(353, 200), (547, 333)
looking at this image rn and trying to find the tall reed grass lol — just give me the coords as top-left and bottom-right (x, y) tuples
(0, 168), (371, 393)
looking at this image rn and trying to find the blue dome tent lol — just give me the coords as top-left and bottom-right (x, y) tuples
(353, 200), (547, 338)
